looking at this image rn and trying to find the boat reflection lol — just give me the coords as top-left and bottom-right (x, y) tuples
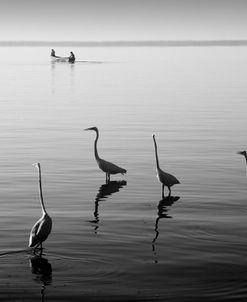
(50, 61), (75, 94)
(90, 180), (127, 233)
(29, 253), (52, 301)
(152, 195), (180, 263)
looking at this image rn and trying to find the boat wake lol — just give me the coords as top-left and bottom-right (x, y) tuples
(72, 60), (104, 64)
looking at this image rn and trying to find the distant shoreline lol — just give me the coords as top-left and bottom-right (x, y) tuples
(1, 40), (247, 47)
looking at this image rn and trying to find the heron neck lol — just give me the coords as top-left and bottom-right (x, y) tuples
(153, 137), (160, 170)
(37, 166), (47, 215)
(94, 130), (100, 161)
(244, 156), (247, 176)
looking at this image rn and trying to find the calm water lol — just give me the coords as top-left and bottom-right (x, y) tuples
(0, 46), (247, 301)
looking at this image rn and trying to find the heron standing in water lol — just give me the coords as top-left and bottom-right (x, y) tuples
(85, 127), (127, 183)
(29, 163), (52, 253)
(152, 134), (180, 197)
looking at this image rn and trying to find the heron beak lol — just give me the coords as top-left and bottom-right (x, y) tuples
(84, 127), (95, 131)
(237, 151), (244, 155)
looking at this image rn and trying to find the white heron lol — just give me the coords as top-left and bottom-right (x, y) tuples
(152, 134), (180, 197)
(29, 163), (52, 252)
(85, 127), (127, 182)
(237, 150), (247, 162)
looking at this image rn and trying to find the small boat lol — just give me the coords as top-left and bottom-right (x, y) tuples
(50, 49), (75, 63)
(51, 55), (70, 63)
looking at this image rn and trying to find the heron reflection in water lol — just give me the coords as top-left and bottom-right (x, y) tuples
(152, 195), (180, 263)
(90, 180), (127, 233)
(29, 253), (52, 302)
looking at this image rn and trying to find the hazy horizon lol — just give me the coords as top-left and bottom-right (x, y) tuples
(1, 0), (247, 42)
(0, 39), (247, 48)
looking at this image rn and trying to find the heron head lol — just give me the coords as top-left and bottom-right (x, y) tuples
(84, 126), (98, 132)
(32, 162), (40, 169)
(237, 150), (247, 158)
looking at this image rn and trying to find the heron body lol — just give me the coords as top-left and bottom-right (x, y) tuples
(152, 134), (180, 197)
(29, 214), (52, 248)
(85, 127), (127, 182)
(29, 163), (52, 250)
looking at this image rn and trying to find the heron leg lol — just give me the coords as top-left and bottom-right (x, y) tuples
(32, 243), (40, 255)
(162, 184), (165, 199)
(33, 242), (44, 256)
(106, 173), (110, 183)
(168, 187), (171, 196)
(40, 243), (43, 256)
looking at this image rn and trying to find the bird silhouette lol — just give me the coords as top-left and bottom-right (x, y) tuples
(29, 253), (52, 302)
(152, 195), (180, 263)
(237, 150), (247, 162)
(152, 134), (180, 197)
(29, 254), (52, 283)
(29, 163), (52, 253)
(91, 180), (127, 233)
(85, 127), (127, 183)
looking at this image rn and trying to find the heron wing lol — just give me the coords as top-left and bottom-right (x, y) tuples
(29, 215), (52, 247)
(98, 158), (126, 175)
(29, 218), (43, 247)
(158, 169), (180, 186)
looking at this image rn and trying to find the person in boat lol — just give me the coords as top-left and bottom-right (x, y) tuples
(51, 49), (56, 57)
(68, 51), (75, 63)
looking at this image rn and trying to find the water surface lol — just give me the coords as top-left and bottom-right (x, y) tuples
(0, 46), (247, 301)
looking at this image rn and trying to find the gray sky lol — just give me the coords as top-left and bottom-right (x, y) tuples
(0, 0), (246, 41)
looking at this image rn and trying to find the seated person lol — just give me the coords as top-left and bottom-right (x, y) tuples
(51, 49), (56, 57)
(68, 52), (75, 63)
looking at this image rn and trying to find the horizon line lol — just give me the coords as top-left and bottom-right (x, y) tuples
(0, 39), (247, 47)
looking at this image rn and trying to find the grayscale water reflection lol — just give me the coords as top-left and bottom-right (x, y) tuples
(91, 180), (127, 233)
(0, 46), (246, 301)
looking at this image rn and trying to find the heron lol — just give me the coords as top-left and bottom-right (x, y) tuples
(29, 163), (52, 253)
(237, 150), (247, 162)
(85, 127), (127, 183)
(152, 134), (180, 197)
